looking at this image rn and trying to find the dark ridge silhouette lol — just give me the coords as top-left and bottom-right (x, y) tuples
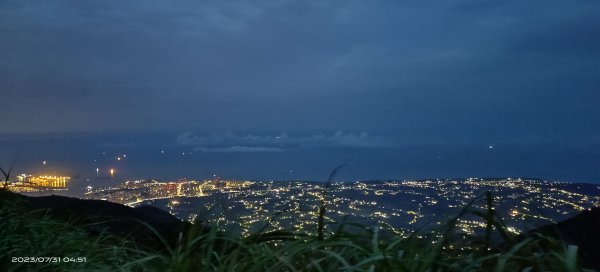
(2, 189), (599, 269)
(527, 207), (600, 269)
(0, 190), (193, 251)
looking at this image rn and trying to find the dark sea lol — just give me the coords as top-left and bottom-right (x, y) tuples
(1, 131), (599, 197)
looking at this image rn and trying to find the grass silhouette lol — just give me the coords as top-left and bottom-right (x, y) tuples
(0, 187), (592, 272)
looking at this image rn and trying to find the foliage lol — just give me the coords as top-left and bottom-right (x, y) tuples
(0, 189), (593, 272)
(0, 158), (16, 189)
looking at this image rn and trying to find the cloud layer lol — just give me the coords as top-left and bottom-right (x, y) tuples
(0, 0), (598, 146)
(176, 131), (393, 152)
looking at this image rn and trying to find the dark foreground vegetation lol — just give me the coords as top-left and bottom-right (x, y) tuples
(0, 189), (598, 272)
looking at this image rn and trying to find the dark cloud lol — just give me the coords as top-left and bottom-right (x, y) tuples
(1, 1), (599, 181)
(0, 0), (598, 146)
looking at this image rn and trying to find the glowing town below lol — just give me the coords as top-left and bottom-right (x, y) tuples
(82, 178), (600, 237)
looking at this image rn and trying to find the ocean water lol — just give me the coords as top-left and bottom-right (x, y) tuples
(1, 131), (599, 197)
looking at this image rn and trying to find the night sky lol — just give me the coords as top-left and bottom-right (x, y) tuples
(1, 0), (599, 185)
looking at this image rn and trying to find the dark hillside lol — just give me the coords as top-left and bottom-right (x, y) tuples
(528, 207), (600, 269)
(0, 190), (191, 251)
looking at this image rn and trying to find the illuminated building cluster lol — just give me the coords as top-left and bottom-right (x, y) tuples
(8, 174), (71, 193)
(84, 178), (600, 237)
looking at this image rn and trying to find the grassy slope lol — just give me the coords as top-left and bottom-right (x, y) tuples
(0, 189), (594, 272)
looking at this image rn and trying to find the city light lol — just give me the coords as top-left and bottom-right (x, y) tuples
(10, 174), (71, 192)
(81, 178), (600, 238)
